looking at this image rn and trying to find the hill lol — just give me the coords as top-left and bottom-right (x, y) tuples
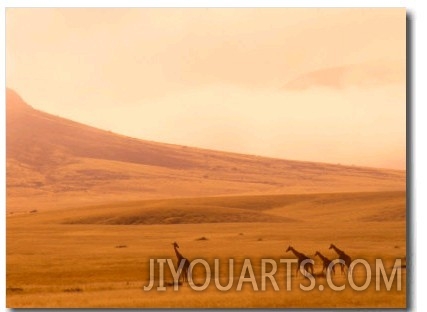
(55, 191), (403, 225)
(6, 88), (405, 211)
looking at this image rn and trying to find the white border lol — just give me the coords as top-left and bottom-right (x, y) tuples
(0, 0), (414, 8)
(1, 2), (5, 311)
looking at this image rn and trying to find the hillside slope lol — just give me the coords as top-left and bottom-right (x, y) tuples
(6, 88), (405, 211)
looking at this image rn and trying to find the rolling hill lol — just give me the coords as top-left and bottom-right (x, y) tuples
(6, 88), (405, 211)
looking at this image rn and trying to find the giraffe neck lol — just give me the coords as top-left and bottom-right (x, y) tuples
(332, 245), (344, 256)
(317, 253), (327, 261)
(290, 248), (304, 259)
(174, 246), (184, 260)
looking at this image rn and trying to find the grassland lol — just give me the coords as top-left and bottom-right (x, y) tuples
(6, 191), (406, 308)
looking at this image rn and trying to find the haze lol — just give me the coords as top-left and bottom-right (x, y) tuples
(6, 8), (406, 169)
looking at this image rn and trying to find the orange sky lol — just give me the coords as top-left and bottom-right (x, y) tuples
(6, 8), (406, 169)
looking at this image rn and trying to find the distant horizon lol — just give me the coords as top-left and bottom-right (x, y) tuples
(6, 8), (406, 170)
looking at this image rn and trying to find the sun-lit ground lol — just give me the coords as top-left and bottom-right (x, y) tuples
(6, 191), (406, 308)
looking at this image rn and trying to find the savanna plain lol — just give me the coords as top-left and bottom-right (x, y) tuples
(7, 192), (406, 308)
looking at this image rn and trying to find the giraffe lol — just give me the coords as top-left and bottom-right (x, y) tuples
(314, 251), (335, 275)
(329, 244), (352, 275)
(286, 246), (314, 276)
(172, 242), (190, 283)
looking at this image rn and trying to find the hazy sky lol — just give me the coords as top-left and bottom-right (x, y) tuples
(6, 8), (406, 169)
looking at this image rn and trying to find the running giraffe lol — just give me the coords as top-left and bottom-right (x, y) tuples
(286, 246), (314, 276)
(172, 242), (190, 283)
(329, 244), (352, 275)
(314, 251), (335, 275)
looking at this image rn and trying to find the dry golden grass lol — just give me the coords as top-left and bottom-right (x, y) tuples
(6, 191), (406, 308)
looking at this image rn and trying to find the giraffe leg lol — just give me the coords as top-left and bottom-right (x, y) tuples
(184, 266), (187, 284)
(349, 259), (352, 275)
